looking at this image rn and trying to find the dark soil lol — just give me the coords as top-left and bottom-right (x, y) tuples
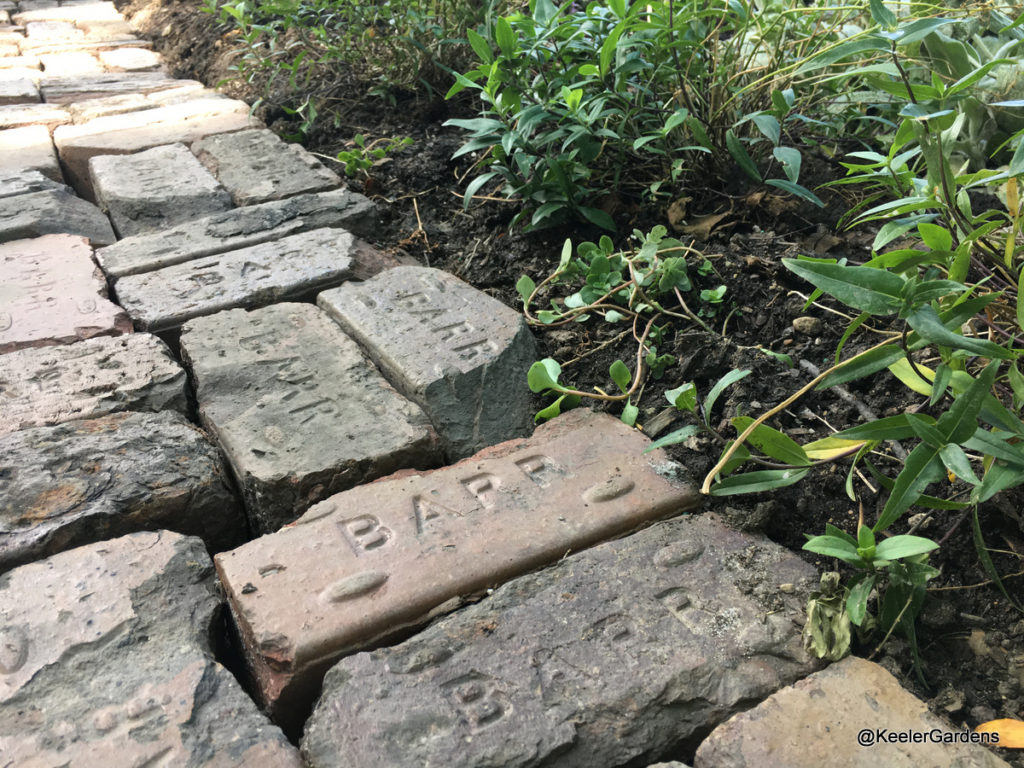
(121, 0), (1024, 760)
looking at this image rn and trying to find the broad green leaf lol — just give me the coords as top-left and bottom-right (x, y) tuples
(963, 428), (1024, 466)
(825, 523), (857, 546)
(665, 382), (697, 413)
(847, 575), (876, 626)
(494, 17), (515, 57)
(643, 424), (699, 453)
(930, 362), (952, 406)
(710, 468), (810, 496)
(751, 114), (781, 145)
(836, 414), (927, 441)
(889, 357), (934, 396)
(918, 222), (952, 251)
(906, 413), (946, 449)
(905, 305), (1013, 359)
(803, 436), (867, 461)
(704, 369), (751, 422)
(975, 458), (1024, 503)
(516, 274), (535, 306)
(939, 443), (980, 485)
(599, 19), (624, 78)
(802, 534), (863, 565)
(527, 358), (564, 393)
(868, 0), (896, 28)
(462, 171), (499, 210)
(578, 205), (616, 231)
(609, 359), (631, 394)
(857, 523), (875, 552)
(891, 17), (957, 45)
(783, 259), (903, 315)
(620, 400), (638, 427)
(865, 459), (971, 510)
(874, 216), (933, 251)
(732, 416), (810, 466)
(875, 441), (945, 532)
(726, 129), (761, 182)
(466, 28), (493, 64)
(797, 36), (890, 73)
(534, 392), (578, 423)
(874, 535), (939, 560)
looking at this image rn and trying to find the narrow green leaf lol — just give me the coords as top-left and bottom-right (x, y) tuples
(733, 416), (810, 466)
(665, 382), (697, 413)
(466, 28), (493, 64)
(783, 259), (904, 316)
(494, 17), (515, 57)
(936, 362), (1000, 443)
(930, 362), (952, 406)
(726, 129), (761, 182)
(825, 523), (857, 547)
(835, 414), (922, 441)
(819, 345), (905, 389)
(710, 468), (810, 496)
(802, 534), (863, 565)
(905, 305), (1013, 359)
(847, 575), (876, 626)
(939, 443), (980, 485)
(869, 0), (896, 28)
(918, 222), (952, 251)
(874, 442), (945, 532)
(874, 535), (939, 560)
(751, 114), (781, 145)
(703, 369), (751, 422)
(643, 424), (699, 453)
(766, 178), (824, 207)
(906, 413), (946, 449)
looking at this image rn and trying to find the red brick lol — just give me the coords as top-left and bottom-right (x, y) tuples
(0, 234), (131, 353)
(215, 408), (700, 723)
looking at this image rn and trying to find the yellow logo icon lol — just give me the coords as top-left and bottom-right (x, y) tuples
(976, 719), (1024, 748)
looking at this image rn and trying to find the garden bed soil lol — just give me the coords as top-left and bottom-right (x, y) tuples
(120, 0), (1024, 762)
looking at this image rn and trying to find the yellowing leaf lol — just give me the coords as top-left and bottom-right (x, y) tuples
(803, 436), (867, 461)
(888, 358), (935, 396)
(975, 718), (1024, 748)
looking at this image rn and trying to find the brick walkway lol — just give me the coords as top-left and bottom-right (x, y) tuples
(0, 3), (1011, 766)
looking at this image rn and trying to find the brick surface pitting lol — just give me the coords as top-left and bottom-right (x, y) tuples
(0, 123), (60, 179)
(0, 333), (187, 435)
(0, 167), (68, 197)
(0, 101), (69, 130)
(0, 410), (245, 572)
(181, 303), (441, 534)
(115, 227), (395, 332)
(65, 81), (210, 124)
(192, 128), (341, 206)
(216, 408), (700, 726)
(0, 233), (131, 353)
(90, 142), (232, 237)
(0, 188), (115, 245)
(0, 532), (303, 767)
(95, 187), (379, 278)
(300, 513), (815, 767)
(53, 96), (259, 197)
(693, 656), (1010, 768)
(319, 266), (537, 459)
(40, 72), (192, 104)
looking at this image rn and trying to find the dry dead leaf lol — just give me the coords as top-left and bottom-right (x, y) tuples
(667, 196), (692, 231)
(678, 210), (731, 239)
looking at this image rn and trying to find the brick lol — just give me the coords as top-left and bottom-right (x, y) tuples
(0, 189), (115, 245)
(116, 227), (397, 333)
(319, 266), (537, 459)
(0, 234), (130, 352)
(13, 1), (121, 24)
(0, 101), (69, 130)
(0, 532), (302, 766)
(217, 408), (700, 726)
(0, 43), (16, 55)
(0, 55), (40, 69)
(53, 96), (258, 198)
(90, 143), (232, 238)
(191, 128), (340, 206)
(0, 410), (245, 572)
(0, 73), (34, 103)
(40, 71), (195, 104)
(97, 45), (161, 70)
(65, 81), (210, 123)
(693, 656), (1010, 768)
(0, 167), (68, 197)
(180, 303), (440, 534)
(298, 511), (816, 765)
(0, 333), (187, 435)
(37, 49), (102, 74)
(95, 187), (379, 279)
(17, 36), (148, 56)
(0, 124), (59, 179)
(77, 18), (134, 38)
(23, 20), (84, 44)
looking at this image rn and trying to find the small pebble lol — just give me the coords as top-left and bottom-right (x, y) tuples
(792, 316), (822, 335)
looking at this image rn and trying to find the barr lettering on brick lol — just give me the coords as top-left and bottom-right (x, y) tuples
(300, 513), (820, 768)
(214, 408), (700, 730)
(318, 266), (537, 459)
(180, 303), (441, 534)
(0, 234), (131, 353)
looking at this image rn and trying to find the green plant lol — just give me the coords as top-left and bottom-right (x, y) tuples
(336, 134), (414, 178)
(445, 0), (850, 230)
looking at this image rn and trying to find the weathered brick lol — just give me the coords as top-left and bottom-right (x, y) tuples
(216, 408), (700, 727)
(0, 333), (187, 435)
(191, 128), (340, 206)
(66, 81), (210, 123)
(0, 71), (37, 104)
(0, 124), (59, 180)
(0, 234), (131, 353)
(22, 19), (83, 44)
(115, 227), (397, 333)
(36, 49), (102, 75)
(95, 187), (379, 279)
(0, 55), (41, 70)
(97, 46), (161, 70)
(298, 512), (815, 766)
(90, 142), (232, 238)
(0, 167), (68, 198)
(0, 410), (245, 572)
(0, 532), (302, 766)
(180, 303), (441, 534)
(0, 189), (115, 245)
(17, 36), (148, 56)
(693, 656), (1010, 768)
(0, 101), (69, 130)
(40, 71), (195, 104)
(53, 96), (258, 198)
(13, 1), (121, 24)
(319, 266), (537, 459)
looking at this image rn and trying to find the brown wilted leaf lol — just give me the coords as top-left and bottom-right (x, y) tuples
(678, 210), (732, 239)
